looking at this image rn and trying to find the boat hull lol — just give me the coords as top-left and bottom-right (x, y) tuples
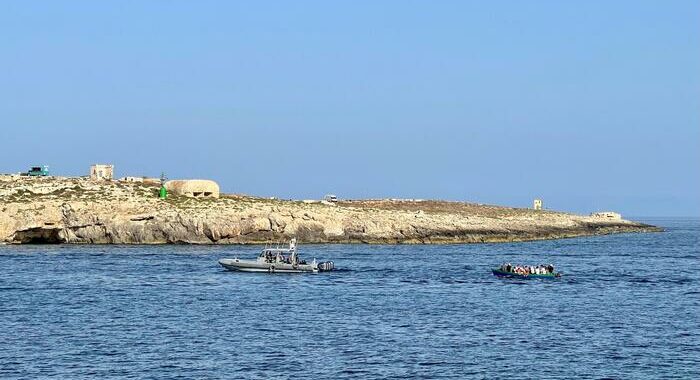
(218, 258), (319, 273)
(492, 269), (560, 279)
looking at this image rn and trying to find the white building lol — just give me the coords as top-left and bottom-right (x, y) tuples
(533, 199), (543, 210)
(90, 164), (114, 180)
(591, 211), (622, 220)
(118, 176), (144, 183)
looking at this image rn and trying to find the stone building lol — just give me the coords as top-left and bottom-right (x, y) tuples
(591, 211), (622, 220)
(118, 176), (143, 183)
(90, 164), (114, 180)
(533, 199), (543, 210)
(143, 177), (162, 185)
(165, 179), (220, 198)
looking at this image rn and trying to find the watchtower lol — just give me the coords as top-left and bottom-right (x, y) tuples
(533, 199), (543, 210)
(90, 164), (114, 180)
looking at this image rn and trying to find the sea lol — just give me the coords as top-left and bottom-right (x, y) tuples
(1, 218), (698, 379)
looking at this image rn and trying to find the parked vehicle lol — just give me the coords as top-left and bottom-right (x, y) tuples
(26, 166), (50, 177)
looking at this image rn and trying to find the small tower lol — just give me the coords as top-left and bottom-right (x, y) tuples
(533, 199), (543, 210)
(90, 164), (114, 180)
(159, 172), (168, 199)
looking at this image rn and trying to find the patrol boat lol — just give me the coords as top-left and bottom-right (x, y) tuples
(218, 238), (334, 273)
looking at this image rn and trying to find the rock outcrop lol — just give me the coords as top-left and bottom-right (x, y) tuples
(0, 177), (661, 245)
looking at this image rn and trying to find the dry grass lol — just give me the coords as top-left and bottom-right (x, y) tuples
(336, 199), (556, 218)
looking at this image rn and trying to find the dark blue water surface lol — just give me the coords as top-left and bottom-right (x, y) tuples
(1, 218), (698, 379)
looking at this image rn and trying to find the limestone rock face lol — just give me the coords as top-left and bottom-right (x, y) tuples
(0, 177), (661, 245)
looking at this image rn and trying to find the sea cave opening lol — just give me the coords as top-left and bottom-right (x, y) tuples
(12, 227), (63, 244)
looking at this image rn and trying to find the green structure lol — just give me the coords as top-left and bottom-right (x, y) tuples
(159, 171), (167, 199)
(27, 166), (49, 177)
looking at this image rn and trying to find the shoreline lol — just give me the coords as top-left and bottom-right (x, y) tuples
(0, 230), (663, 246)
(0, 177), (661, 245)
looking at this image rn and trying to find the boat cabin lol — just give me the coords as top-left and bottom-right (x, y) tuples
(258, 239), (303, 265)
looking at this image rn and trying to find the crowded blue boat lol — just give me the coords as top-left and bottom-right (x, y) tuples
(492, 263), (561, 279)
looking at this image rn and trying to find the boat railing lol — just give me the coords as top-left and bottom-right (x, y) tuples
(264, 239), (297, 253)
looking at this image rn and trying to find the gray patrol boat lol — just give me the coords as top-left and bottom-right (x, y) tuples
(218, 238), (334, 273)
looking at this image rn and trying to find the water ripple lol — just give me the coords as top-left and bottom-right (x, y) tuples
(0, 218), (698, 378)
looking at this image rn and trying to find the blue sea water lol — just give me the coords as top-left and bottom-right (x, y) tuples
(1, 218), (698, 379)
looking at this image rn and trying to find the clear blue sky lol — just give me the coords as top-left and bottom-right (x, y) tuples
(1, 1), (698, 217)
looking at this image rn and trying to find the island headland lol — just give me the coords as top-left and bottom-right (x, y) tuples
(0, 176), (660, 245)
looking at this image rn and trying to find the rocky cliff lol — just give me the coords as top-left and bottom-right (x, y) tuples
(0, 177), (660, 244)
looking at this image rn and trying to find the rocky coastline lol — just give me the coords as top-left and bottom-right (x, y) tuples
(0, 177), (661, 245)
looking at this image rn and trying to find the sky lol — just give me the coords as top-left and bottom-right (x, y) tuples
(1, 1), (698, 217)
